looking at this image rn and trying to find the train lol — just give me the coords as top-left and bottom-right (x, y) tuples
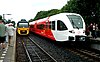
(29, 13), (86, 42)
(17, 19), (29, 35)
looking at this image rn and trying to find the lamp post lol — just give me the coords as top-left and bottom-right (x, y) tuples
(3, 14), (12, 20)
(3, 14), (12, 23)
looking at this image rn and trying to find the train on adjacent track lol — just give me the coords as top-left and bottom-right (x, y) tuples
(29, 13), (86, 42)
(17, 19), (29, 35)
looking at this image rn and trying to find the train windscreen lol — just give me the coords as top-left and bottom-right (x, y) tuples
(67, 15), (83, 29)
(18, 23), (29, 28)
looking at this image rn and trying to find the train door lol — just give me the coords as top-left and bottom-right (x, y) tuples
(45, 21), (55, 40)
(52, 20), (69, 41)
(45, 21), (50, 35)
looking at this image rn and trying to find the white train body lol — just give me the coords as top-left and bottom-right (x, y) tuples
(30, 13), (86, 42)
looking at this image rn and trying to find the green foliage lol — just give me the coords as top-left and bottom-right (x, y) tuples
(28, 19), (34, 22)
(33, 9), (60, 20)
(33, 11), (48, 20)
(62, 0), (78, 13)
(47, 9), (60, 16)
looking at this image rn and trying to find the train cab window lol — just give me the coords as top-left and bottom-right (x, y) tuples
(57, 20), (68, 30)
(18, 23), (29, 28)
(51, 21), (55, 30)
(67, 15), (83, 29)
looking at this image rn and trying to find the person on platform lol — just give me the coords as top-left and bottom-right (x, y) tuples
(5, 23), (9, 43)
(89, 23), (93, 36)
(7, 23), (15, 46)
(92, 23), (97, 39)
(0, 15), (6, 50)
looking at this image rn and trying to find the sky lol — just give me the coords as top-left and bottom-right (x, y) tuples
(0, 0), (68, 23)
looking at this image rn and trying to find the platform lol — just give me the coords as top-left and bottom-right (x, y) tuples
(87, 35), (100, 42)
(0, 30), (16, 62)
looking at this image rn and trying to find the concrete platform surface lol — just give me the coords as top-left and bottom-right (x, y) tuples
(0, 30), (16, 62)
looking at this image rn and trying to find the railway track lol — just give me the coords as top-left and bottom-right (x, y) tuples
(16, 36), (57, 62)
(16, 33), (100, 62)
(16, 36), (29, 62)
(65, 45), (100, 62)
(29, 33), (100, 62)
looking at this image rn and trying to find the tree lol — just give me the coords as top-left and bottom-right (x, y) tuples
(33, 9), (60, 21)
(33, 11), (48, 20)
(29, 19), (34, 22)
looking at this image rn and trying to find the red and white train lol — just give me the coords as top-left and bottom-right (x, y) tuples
(29, 13), (86, 42)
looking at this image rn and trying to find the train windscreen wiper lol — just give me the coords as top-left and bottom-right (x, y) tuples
(71, 19), (79, 30)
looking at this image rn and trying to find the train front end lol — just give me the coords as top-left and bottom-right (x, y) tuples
(17, 21), (29, 35)
(50, 13), (86, 42)
(67, 14), (86, 41)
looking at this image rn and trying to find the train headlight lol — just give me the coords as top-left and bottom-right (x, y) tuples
(79, 37), (85, 41)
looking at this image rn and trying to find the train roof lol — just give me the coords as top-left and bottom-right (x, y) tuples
(29, 13), (82, 24)
(17, 19), (28, 23)
(17, 20), (28, 23)
(29, 21), (36, 25)
(50, 13), (81, 17)
(48, 13), (82, 20)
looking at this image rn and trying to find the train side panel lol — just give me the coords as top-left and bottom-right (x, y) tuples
(29, 18), (56, 40)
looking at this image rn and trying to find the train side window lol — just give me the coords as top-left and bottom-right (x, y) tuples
(57, 20), (68, 30)
(51, 21), (55, 30)
(30, 25), (34, 28)
(37, 24), (45, 30)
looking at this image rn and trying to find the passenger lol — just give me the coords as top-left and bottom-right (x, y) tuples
(7, 23), (15, 46)
(95, 24), (98, 38)
(86, 27), (90, 36)
(89, 23), (93, 36)
(5, 23), (9, 43)
(92, 23), (97, 39)
(0, 15), (6, 50)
